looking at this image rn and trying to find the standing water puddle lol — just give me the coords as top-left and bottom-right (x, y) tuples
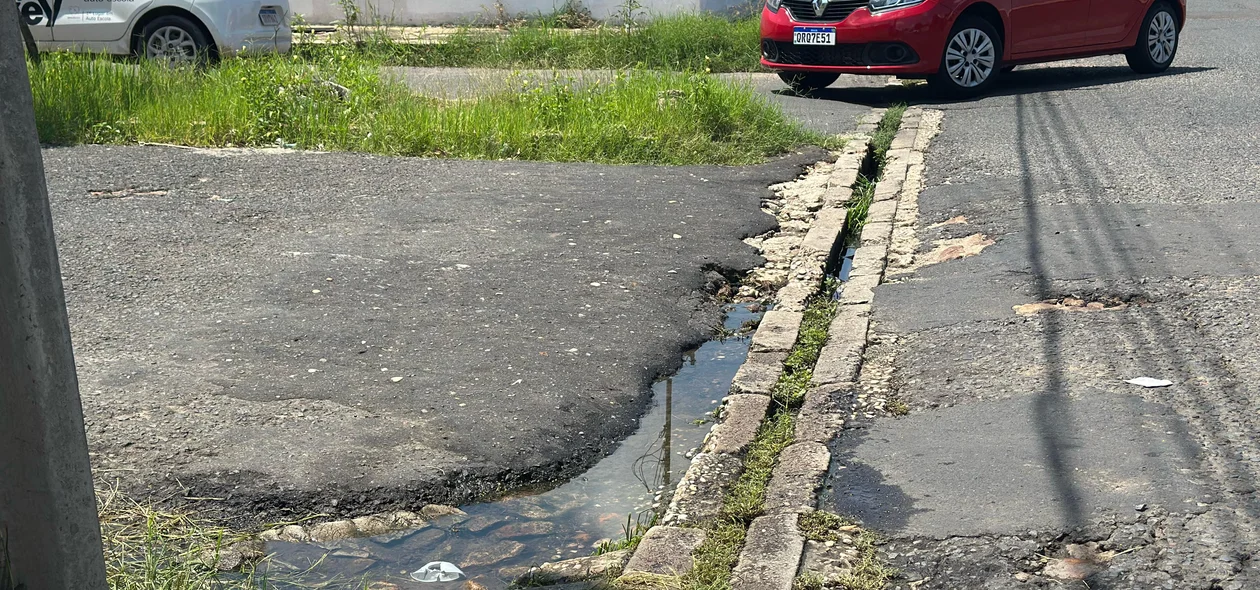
(260, 304), (762, 589)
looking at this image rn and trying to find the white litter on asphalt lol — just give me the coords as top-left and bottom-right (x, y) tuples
(1126, 377), (1173, 388)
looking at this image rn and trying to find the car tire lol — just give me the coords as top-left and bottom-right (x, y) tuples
(779, 72), (840, 94)
(1126, 2), (1179, 74)
(929, 16), (1003, 98)
(139, 15), (211, 64)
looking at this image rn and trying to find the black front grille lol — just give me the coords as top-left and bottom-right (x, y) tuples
(763, 40), (919, 67)
(769, 42), (867, 66)
(779, 0), (868, 23)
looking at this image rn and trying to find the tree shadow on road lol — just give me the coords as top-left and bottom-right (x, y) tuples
(784, 65), (1215, 108)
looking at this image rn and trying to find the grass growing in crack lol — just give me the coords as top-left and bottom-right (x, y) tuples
(298, 14), (763, 73)
(675, 286), (841, 590)
(595, 512), (657, 556)
(845, 105), (907, 238)
(796, 511), (898, 590)
(719, 411), (797, 524)
(28, 51), (821, 165)
(792, 572), (826, 590)
(773, 283), (840, 408)
(869, 105), (907, 166)
(885, 397), (910, 416)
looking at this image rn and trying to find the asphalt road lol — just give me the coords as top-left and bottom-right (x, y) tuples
(49, 144), (830, 521)
(817, 2), (1260, 588)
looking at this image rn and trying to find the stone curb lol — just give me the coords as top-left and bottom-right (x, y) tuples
(750, 310), (804, 354)
(703, 394), (773, 455)
(731, 513), (806, 590)
(764, 442), (831, 515)
(736, 107), (940, 588)
(630, 120), (882, 579)
(621, 526), (707, 577)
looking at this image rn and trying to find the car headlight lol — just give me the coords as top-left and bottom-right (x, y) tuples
(869, 0), (926, 12)
(766, 0), (782, 11)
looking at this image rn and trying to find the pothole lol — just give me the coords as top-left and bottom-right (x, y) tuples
(1014, 295), (1146, 316)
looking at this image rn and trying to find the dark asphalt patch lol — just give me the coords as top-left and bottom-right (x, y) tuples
(47, 144), (827, 521)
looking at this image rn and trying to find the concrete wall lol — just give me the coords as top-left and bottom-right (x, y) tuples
(289, 0), (756, 26)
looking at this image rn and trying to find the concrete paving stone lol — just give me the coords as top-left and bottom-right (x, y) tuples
(775, 279), (821, 313)
(847, 244), (888, 279)
(750, 310), (804, 354)
(703, 394), (772, 455)
(838, 274), (879, 306)
(859, 221), (894, 247)
(811, 306), (870, 386)
(873, 174), (904, 202)
(823, 183), (854, 209)
(730, 514), (805, 590)
(730, 351), (788, 396)
(622, 526), (707, 577)
(811, 316), (868, 387)
(764, 442), (831, 515)
(865, 199), (898, 225)
(521, 549), (630, 586)
(795, 382), (855, 444)
(663, 452), (745, 525)
(885, 147), (913, 164)
(890, 128), (920, 151)
(800, 208), (848, 257)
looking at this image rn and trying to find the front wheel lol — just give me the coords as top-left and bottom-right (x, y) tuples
(140, 15), (211, 64)
(779, 72), (840, 95)
(928, 16), (1003, 98)
(1126, 2), (1179, 74)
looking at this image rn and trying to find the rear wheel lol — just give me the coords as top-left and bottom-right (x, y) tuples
(779, 72), (840, 94)
(928, 16), (1003, 97)
(140, 15), (211, 64)
(1126, 2), (1179, 74)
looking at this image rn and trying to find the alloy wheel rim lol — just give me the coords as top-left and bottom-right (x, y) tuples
(1148, 11), (1177, 64)
(146, 26), (197, 62)
(945, 28), (996, 88)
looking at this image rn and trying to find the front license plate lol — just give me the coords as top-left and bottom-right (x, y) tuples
(793, 26), (836, 46)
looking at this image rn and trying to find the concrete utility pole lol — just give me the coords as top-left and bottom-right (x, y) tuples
(0, 4), (109, 589)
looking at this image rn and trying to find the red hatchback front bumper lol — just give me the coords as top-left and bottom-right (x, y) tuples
(760, 1), (951, 76)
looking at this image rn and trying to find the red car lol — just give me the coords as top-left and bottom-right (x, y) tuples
(760, 0), (1186, 95)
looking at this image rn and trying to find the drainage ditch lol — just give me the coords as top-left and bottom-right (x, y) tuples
(256, 304), (763, 589)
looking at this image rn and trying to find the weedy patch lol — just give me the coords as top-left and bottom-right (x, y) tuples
(28, 52), (823, 166)
(845, 105), (906, 238)
(298, 14), (763, 73)
(797, 511), (898, 590)
(670, 285), (839, 590)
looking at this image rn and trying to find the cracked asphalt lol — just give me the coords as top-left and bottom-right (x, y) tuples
(814, 1), (1260, 588)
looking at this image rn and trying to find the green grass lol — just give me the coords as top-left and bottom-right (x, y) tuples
(674, 286), (840, 590)
(845, 105), (907, 237)
(796, 511), (898, 590)
(299, 14), (763, 73)
(27, 51), (821, 165)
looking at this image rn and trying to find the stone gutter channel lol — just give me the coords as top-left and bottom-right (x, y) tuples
(517, 107), (942, 590)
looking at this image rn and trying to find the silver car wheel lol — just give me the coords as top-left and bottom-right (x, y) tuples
(1147, 10), (1177, 64)
(945, 28), (996, 88)
(146, 25), (198, 62)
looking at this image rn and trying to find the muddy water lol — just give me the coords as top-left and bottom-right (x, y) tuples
(260, 304), (762, 589)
